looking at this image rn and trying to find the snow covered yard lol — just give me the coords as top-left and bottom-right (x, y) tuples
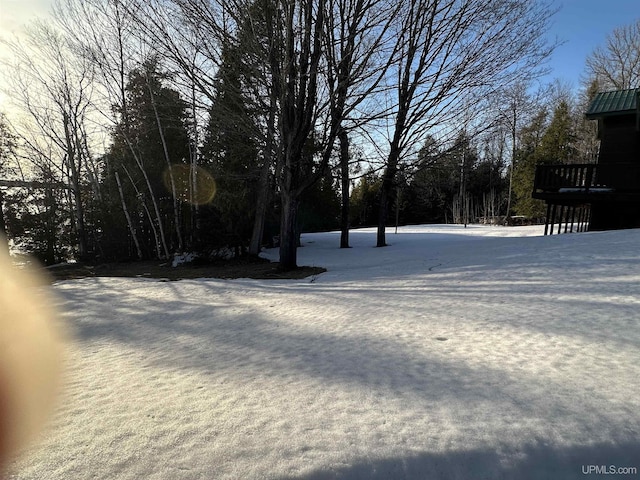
(9, 225), (640, 479)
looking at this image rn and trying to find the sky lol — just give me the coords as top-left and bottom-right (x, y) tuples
(0, 0), (639, 112)
(0, 0), (52, 110)
(0, 0), (51, 45)
(544, 0), (640, 88)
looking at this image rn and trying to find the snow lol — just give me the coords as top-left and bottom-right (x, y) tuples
(172, 252), (197, 267)
(9, 225), (640, 479)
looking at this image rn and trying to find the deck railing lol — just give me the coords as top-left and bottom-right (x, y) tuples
(533, 163), (640, 195)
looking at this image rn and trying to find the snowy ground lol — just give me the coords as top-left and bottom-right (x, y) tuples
(9, 225), (640, 479)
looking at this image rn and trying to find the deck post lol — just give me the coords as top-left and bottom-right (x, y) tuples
(544, 203), (552, 235)
(557, 205), (564, 234)
(580, 206), (587, 232)
(549, 204), (557, 235)
(567, 206), (574, 233)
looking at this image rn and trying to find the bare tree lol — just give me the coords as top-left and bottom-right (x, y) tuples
(126, 0), (398, 264)
(125, 0), (225, 103)
(55, 0), (147, 258)
(126, 0), (278, 257)
(1, 22), (99, 259)
(265, 0), (327, 269)
(266, 0), (395, 267)
(585, 19), (640, 90)
(56, 0), (175, 259)
(375, 0), (557, 247)
(497, 81), (552, 219)
(323, 0), (401, 249)
(144, 68), (184, 252)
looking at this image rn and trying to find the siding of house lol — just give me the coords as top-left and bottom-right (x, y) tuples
(598, 114), (640, 165)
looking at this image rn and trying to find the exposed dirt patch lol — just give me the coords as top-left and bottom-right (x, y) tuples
(44, 257), (326, 282)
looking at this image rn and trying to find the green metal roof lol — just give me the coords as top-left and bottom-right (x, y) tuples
(586, 88), (640, 118)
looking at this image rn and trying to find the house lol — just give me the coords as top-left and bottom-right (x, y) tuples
(532, 88), (640, 234)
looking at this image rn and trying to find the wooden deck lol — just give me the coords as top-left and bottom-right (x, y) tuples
(533, 163), (640, 203)
(533, 163), (640, 234)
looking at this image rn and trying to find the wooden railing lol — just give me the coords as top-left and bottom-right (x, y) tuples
(533, 163), (640, 195)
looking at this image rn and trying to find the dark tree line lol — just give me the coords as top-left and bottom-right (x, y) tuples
(351, 134), (508, 228)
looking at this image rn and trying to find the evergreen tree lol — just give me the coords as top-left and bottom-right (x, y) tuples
(299, 168), (341, 233)
(0, 114), (17, 180)
(1, 116), (70, 262)
(404, 139), (452, 224)
(536, 101), (576, 164)
(405, 134), (508, 225)
(201, 39), (261, 256)
(103, 58), (192, 259)
(350, 170), (382, 228)
(513, 109), (548, 218)
(0, 115), (18, 252)
(575, 80), (600, 164)
(513, 100), (578, 220)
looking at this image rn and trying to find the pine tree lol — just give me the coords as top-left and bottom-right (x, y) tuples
(511, 101), (578, 219)
(103, 58), (192, 259)
(511, 108), (548, 219)
(201, 40), (261, 256)
(536, 101), (576, 165)
(350, 170), (382, 228)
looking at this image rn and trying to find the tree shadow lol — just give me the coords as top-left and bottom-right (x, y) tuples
(51, 272), (640, 480)
(55, 278), (639, 442)
(288, 440), (640, 480)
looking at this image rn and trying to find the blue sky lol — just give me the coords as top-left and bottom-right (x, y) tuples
(0, 0), (639, 94)
(544, 0), (640, 88)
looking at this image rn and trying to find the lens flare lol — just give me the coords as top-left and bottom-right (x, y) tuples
(163, 165), (217, 206)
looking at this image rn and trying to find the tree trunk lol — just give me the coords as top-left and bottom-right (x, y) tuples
(395, 184), (402, 234)
(44, 187), (57, 265)
(377, 187), (390, 247)
(114, 170), (143, 260)
(377, 148), (401, 247)
(147, 76), (183, 252)
(249, 95), (276, 257)
(122, 135), (170, 259)
(267, 0), (326, 270)
(506, 110), (517, 219)
(0, 189), (8, 255)
(376, 89), (408, 247)
(123, 165), (163, 259)
(279, 191), (300, 271)
(70, 179), (88, 259)
(62, 113), (89, 259)
(249, 158), (271, 256)
(339, 128), (351, 248)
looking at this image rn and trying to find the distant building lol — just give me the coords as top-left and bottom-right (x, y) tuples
(532, 88), (640, 234)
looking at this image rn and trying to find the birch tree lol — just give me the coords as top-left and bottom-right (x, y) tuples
(55, 0), (149, 258)
(107, 61), (192, 258)
(56, 0), (181, 259)
(125, 0), (277, 256)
